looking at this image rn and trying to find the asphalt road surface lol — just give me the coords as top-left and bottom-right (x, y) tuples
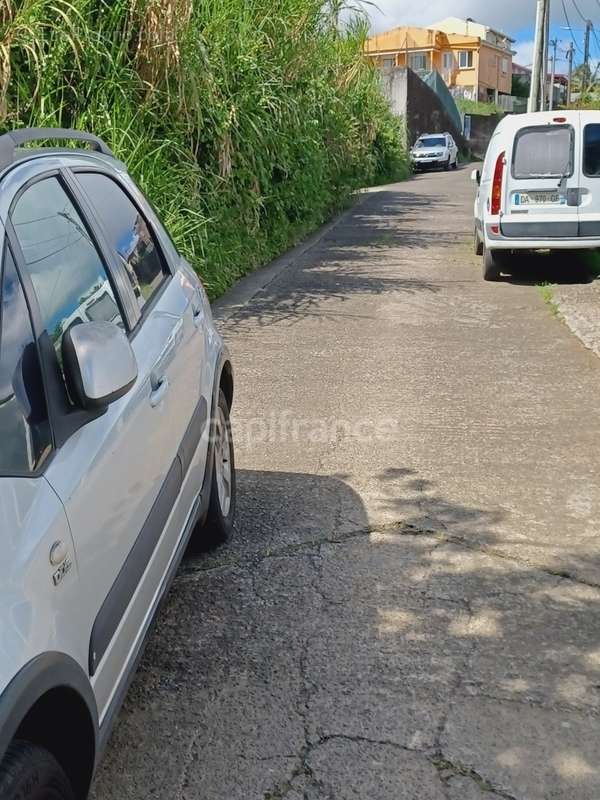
(91, 168), (600, 800)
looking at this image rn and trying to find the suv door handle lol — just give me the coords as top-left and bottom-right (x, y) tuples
(149, 375), (169, 407)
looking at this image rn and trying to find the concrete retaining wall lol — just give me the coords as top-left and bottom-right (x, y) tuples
(379, 67), (466, 150)
(464, 113), (503, 159)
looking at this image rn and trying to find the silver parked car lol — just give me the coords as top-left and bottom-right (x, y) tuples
(0, 128), (236, 800)
(410, 132), (459, 171)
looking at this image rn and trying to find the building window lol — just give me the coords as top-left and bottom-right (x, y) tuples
(459, 51), (474, 69)
(382, 57), (395, 69)
(442, 52), (453, 70)
(502, 58), (509, 74)
(408, 53), (428, 72)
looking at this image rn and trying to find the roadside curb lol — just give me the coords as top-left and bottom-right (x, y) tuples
(211, 192), (372, 323)
(553, 281), (600, 360)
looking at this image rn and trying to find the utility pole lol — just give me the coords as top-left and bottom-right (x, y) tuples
(566, 41), (574, 106)
(549, 38), (557, 110)
(541, 0), (550, 109)
(529, 0), (547, 112)
(583, 19), (592, 94)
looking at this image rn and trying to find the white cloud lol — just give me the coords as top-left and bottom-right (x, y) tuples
(360, 0), (600, 40)
(362, 0), (533, 35)
(513, 39), (535, 67)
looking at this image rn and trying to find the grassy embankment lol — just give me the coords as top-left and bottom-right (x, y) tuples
(1, 0), (409, 298)
(455, 98), (504, 117)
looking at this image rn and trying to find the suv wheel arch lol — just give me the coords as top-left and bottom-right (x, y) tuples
(0, 653), (98, 800)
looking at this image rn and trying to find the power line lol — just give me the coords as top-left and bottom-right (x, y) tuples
(571, 0), (589, 23)
(592, 24), (600, 53)
(562, 0), (584, 53)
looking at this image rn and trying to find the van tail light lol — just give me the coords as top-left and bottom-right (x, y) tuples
(491, 151), (506, 216)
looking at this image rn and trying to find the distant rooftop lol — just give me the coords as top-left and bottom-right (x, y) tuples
(432, 16), (515, 45)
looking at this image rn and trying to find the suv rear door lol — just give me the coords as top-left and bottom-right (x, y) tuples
(501, 121), (580, 239)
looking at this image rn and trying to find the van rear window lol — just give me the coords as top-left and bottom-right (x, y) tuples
(584, 124), (600, 176)
(512, 126), (573, 179)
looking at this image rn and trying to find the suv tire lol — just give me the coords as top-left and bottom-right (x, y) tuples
(483, 246), (504, 281)
(443, 157), (451, 171)
(198, 389), (236, 549)
(0, 740), (75, 800)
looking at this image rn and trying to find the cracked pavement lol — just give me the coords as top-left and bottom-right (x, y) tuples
(91, 168), (600, 800)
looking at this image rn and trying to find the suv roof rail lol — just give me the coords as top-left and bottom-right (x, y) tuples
(0, 128), (114, 169)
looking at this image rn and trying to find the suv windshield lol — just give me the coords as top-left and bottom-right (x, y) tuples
(416, 137), (446, 148)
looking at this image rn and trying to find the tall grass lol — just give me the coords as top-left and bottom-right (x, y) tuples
(1, 0), (408, 297)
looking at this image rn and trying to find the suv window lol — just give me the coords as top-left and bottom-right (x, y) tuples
(11, 177), (124, 378)
(76, 173), (168, 311)
(512, 126), (573, 179)
(0, 248), (51, 474)
(583, 124), (600, 176)
(417, 137), (446, 148)
(11, 177), (123, 396)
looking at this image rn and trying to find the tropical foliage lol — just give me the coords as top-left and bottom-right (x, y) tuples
(1, 0), (408, 297)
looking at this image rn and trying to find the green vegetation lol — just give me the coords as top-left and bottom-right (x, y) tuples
(511, 75), (529, 99)
(455, 98), (504, 117)
(537, 283), (560, 317)
(2, 0), (408, 298)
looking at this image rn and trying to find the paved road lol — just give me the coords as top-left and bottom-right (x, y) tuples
(92, 168), (600, 800)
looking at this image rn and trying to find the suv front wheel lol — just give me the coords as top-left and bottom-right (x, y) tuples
(0, 741), (74, 800)
(202, 389), (236, 549)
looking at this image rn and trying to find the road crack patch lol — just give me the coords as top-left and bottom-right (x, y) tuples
(432, 756), (519, 800)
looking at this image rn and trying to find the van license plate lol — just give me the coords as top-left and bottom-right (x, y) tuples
(514, 191), (562, 206)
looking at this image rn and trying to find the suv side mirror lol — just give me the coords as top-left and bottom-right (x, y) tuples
(471, 168), (481, 185)
(62, 321), (137, 411)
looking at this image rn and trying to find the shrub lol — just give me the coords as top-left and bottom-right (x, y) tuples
(1, 0), (408, 298)
(455, 97), (504, 117)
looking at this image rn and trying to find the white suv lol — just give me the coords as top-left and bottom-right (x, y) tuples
(0, 128), (236, 800)
(410, 132), (458, 171)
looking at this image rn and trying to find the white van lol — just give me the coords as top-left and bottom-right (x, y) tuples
(472, 110), (600, 280)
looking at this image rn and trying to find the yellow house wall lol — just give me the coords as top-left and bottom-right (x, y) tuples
(365, 26), (442, 54)
(366, 26), (513, 96)
(477, 43), (512, 93)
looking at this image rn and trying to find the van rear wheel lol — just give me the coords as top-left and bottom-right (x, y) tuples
(483, 246), (504, 281)
(474, 226), (483, 256)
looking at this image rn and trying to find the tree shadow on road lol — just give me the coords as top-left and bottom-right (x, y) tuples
(221, 190), (459, 329)
(92, 467), (600, 800)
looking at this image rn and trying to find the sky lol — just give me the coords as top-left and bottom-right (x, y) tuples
(361, 0), (600, 74)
